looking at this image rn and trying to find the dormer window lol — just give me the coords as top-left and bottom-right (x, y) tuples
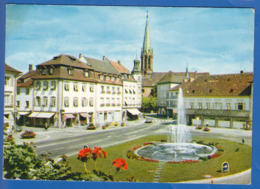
(42, 68), (47, 75)
(111, 77), (115, 81)
(84, 71), (89, 77)
(49, 67), (54, 75)
(68, 68), (73, 76)
(100, 75), (104, 80)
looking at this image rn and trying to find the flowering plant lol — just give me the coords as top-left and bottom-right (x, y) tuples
(77, 147), (92, 173)
(21, 130), (36, 139)
(112, 158), (128, 172)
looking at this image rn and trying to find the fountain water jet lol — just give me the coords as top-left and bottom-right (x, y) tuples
(135, 88), (217, 162)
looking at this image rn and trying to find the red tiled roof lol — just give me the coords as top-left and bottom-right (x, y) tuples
(38, 54), (93, 70)
(5, 64), (22, 74)
(170, 73), (253, 97)
(109, 59), (130, 74)
(17, 78), (33, 87)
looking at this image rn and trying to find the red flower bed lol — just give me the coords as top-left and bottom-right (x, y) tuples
(132, 146), (142, 150)
(21, 130), (36, 139)
(208, 154), (221, 159)
(143, 142), (152, 146)
(112, 158), (128, 171)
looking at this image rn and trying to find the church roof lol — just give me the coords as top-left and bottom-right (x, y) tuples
(170, 72), (253, 97)
(142, 72), (167, 87)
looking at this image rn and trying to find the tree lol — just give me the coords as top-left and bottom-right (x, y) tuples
(141, 96), (157, 113)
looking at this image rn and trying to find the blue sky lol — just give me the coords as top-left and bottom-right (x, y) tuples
(5, 5), (254, 74)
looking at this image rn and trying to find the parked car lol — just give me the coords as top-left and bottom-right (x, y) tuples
(145, 118), (153, 123)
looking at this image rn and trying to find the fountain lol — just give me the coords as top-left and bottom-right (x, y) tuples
(135, 88), (217, 162)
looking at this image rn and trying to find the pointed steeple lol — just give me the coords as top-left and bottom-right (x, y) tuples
(141, 11), (154, 76)
(185, 63), (190, 78)
(143, 11), (152, 54)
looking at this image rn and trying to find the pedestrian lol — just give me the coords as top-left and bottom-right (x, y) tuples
(242, 138), (245, 144)
(44, 122), (49, 130)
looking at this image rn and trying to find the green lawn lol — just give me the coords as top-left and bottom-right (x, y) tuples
(67, 135), (251, 183)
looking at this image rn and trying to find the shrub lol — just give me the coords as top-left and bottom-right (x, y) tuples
(203, 127), (210, 132)
(114, 122), (119, 126)
(121, 123), (125, 127)
(21, 130), (36, 139)
(196, 126), (203, 130)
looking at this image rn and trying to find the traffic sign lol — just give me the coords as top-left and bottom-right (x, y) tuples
(222, 161), (229, 173)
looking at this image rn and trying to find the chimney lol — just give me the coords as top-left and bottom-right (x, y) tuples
(118, 60), (121, 65)
(79, 53), (82, 59)
(29, 64), (33, 72)
(240, 70), (244, 74)
(103, 56), (106, 61)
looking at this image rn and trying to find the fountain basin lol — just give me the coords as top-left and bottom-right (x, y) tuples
(135, 143), (217, 162)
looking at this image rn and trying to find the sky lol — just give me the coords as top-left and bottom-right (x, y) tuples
(5, 5), (255, 75)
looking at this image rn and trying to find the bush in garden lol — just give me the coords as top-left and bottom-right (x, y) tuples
(3, 139), (72, 180)
(21, 130), (36, 139)
(121, 122), (125, 127)
(196, 126), (203, 130)
(87, 125), (96, 130)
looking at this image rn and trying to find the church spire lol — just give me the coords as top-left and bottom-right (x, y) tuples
(143, 11), (152, 54)
(141, 11), (154, 76)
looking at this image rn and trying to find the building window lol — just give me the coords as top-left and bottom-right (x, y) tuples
(90, 85), (94, 92)
(125, 89), (128, 94)
(82, 84), (86, 92)
(43, 81), (49, 90)
(84, 71), (89, 77)
(74, 83), (78, 91)
(89, 97), (94, 107)
(138, 76), (141, 82)
(198, 102), (202, 109)
(26, 88), (30, 95)
(35, 96), (41, 107)
(50, 97), (56, 107)
(49, 67), (54, 75)
(36, 81), (41, 91)
(100, 75), (104, 80)
(107, 86), (111, 94)
(111, 77), (115, 81)
(17, 88), (20, 95)
(26, 101), (29, 108)
(206, 103), (210, 109)
(64, 83), (70, 91)
(42, 68), (48, 75)
(16, 101), (20, 108)
(42, 97), (48, 107)
(101, 86), (105, 93)
(68, 68), (73, 76)
(117, 87), (121, 94)
(214, 102), (222, 110)
(106, 98), (110, 107)
(100, 98), (105, 107)
(82, 97), (87, 107)
(112, 98), (115, 106)
(73, 97), (78, 107)
(117, 98), (120, 106)
(237, 103), (244, 110)
(64, 97), (69, 107)
(226, 103), (231, 110)
(190, 102), (194, 109)
(112, 87), (116, 94)
(51, 81), (56, 90)
(5, 77), (10, 86)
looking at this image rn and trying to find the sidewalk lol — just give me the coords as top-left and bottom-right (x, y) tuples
(12, 119), (145, 145)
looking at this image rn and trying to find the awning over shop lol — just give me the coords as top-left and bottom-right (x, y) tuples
(36, 113), (55, 118)
(62, 114), (75, 122)
(63, 114), (75, 119)
(127, 109), (141, 115)
(18, 112), (30, 115)
(80, 113), (91, 118)
(28, 112), (39, 118)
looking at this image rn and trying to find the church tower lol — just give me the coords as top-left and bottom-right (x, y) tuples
(141, 12), (154, 76)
